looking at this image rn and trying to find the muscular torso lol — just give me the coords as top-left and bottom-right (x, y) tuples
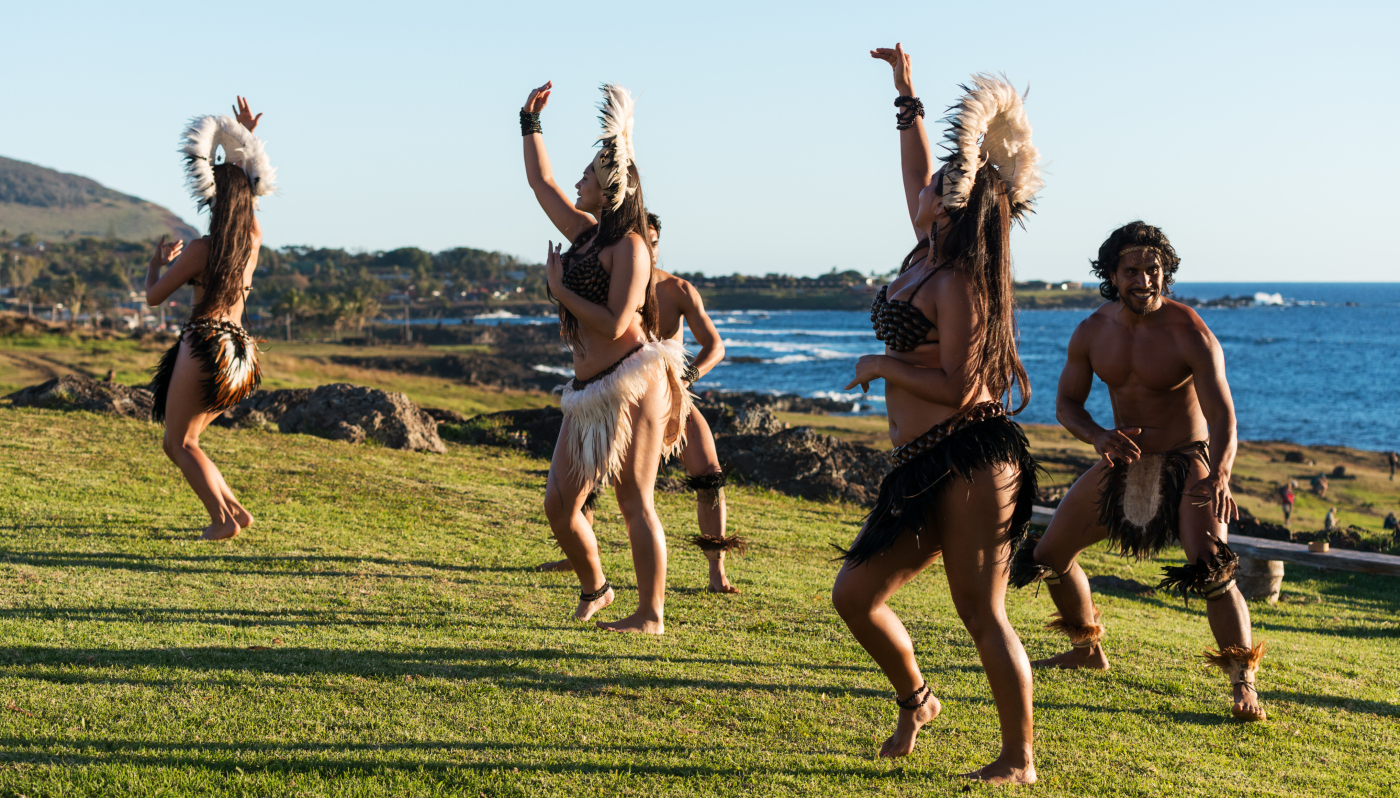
(1081, 300), (1211, 453)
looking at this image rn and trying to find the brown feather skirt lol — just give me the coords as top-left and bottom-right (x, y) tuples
(150, 319), (261, 423)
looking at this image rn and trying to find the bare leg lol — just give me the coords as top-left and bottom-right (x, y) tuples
(161, 343), (242, 540)
(193, 411), (255, 528)
(1179, 461), (1263, 721)
(680, 411), (736, 593)
(939, 464), (1036, 785)
(537, 498), (595, 572)
(832, 530), (944, 758)
(597, 371), (671, 635)
(1031, 459), (1112, 669)
(543, 418), (613, 621)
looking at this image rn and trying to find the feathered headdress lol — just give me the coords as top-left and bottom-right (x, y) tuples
(592, 84), (637, 212)
(938, 74), (1042, 222)
(180, 115), (277, 209)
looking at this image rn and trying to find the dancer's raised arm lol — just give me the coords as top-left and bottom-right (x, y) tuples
(546, 236), (650, 340)
(522, 82), (596, 243)
(871, 44), (934, 229)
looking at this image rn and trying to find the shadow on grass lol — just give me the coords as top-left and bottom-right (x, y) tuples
(0, 549), (528, 581)
(0, 645), (887, 699)
(1263, 689), (1400, 717)
(0, 736), (908, 781)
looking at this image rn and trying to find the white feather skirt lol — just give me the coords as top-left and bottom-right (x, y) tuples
(557, 339), (692, 489)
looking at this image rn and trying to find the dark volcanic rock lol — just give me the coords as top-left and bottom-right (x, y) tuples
(697, 390), (864, 415)
(1230, 511), (1294, 542)
(331, 351), (570, 392)
(1088, 575), (1155, 594)
(715, 426), (891, 505)
(276, 383), (445, 453)
(440, 407), (563, 459)
(212, 389), (314, 429)
(4, 374), (153, 420)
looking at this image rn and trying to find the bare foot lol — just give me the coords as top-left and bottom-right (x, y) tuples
(1231, 684), (1266, 722)
(231, 505), (254, 528)
(1032, 645), (1110, 670)
(960, 757), (1037, 785)
(537, 559), (574, 573)
(597, 613), (664, 635)
(200, 520), (240, 541)
(879, 690), (942, 758)
(704, 552), (739, 594)
(574, 585), (614, 622)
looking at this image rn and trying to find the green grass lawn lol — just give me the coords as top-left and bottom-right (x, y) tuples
(1, 407), (1397, 797)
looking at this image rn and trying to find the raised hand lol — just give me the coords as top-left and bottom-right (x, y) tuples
(524, 82), (553, 114)
(233, 96), (262, 131)
(1093, 427), (1142, 467)
(870, 43), (914, 96)
(545, 241), (564, 292)
(150, 235), (184, 267)
(1187, 472), (1239, 524)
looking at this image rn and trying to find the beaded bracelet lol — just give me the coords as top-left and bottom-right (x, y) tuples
(520, 109), (542, 136)
(894, 95), (925, 131)
(682, 364), (701, 385)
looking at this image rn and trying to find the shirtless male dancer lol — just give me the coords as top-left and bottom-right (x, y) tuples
(1011, 221), (1267, 722)
(538, 212), (743, 592)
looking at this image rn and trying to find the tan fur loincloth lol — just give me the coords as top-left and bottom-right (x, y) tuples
(556, 339), (692, 489)
(1097, 441), (1208, 559)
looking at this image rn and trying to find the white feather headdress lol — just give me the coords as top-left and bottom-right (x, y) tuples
(180, 115), (277, 209)
(593, 84), (637, 212)
(938, 74), (1042, 221)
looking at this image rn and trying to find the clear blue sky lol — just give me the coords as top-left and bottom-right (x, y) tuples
(3, 1), (1396, 282)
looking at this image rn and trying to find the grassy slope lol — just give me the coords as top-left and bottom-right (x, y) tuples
(0, 408), (1397, 797)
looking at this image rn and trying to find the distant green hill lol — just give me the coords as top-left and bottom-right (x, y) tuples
(0, 155), (199, 243)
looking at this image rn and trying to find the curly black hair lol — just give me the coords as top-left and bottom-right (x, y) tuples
(646, 211), (661, 233)
(1090, 221), (1181, 301)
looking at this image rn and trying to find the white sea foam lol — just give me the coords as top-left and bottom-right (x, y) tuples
(1253, 292), (1285, 306)
(812, 390), (886, 403)
(474, 310), (520, 319)
(532, 364), (574, 377)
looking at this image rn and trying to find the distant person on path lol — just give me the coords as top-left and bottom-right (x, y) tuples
(1009, 221), (1267, 722)
(832, 48), (1042, 785)
(1388, 451), (1397, 481)
(1383, 511), (1397, 532)
(521, 82), (692, 634)
(538, 213), (742, 592)
(1312, 472), (1329, 498)
(1279, 480), (1296, 525)
(1324, 507), (1338, 532)
(146, 98), (274, 541)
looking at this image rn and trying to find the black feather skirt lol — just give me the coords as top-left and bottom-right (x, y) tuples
(1096, 441), (1208, 560)
(150, 319), (262, 423)
(843, 402), (1038, 567)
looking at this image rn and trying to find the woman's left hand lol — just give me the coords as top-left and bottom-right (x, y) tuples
(844, 354), (886, 393)
(545, 241), (564, 292)
(150, 235), (184, 267)
(233, 96), (262, 131)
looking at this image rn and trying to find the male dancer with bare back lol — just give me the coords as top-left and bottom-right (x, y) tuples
(539, 213), (744, 592)
(1010, 221), (1266, 722)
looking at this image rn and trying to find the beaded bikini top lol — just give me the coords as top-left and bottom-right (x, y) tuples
(561, 226), (610, 306)
(871, 263), (943, 352)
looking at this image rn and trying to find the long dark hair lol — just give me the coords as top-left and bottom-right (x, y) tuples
(556, 162), (658, 352)
(190, 162), (256, 320)
(1090, 221), (1180, 301)
(900, 164), (1030, 413)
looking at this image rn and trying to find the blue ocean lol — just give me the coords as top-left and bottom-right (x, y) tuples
(680, 283), (1400, 452)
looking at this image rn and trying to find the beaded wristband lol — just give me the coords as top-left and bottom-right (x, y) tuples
(520, 109), (542, 136)
(894, 95), (925, 131)
(682, 364), (701, 384)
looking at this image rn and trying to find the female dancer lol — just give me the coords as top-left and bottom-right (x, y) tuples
(146, 97), (274, 541)
(522, 82), (692, 634)
(536, 211), (744, 593)
(830, 47), (1042, 784)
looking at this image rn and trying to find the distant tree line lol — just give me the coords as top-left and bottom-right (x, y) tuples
(0, 231), (547, 339)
